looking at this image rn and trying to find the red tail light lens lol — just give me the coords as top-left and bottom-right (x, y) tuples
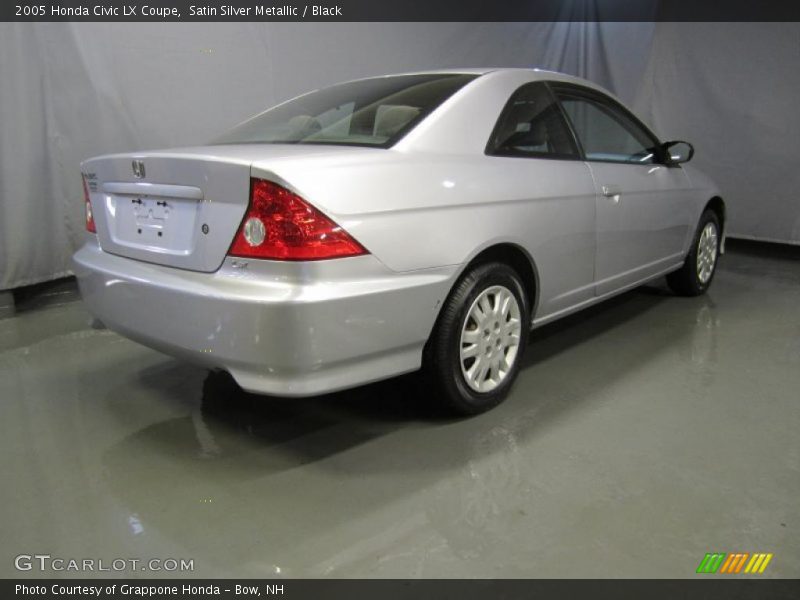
(228, 179), (367, 261)
(83, 175), (96, 233)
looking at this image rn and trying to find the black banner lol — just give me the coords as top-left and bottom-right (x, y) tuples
(5, 0), (800, 22)
(5, 579), (800, 600)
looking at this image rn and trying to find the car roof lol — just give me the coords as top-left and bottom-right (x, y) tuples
(346, 68), (608, 95)
(357, 67), (590, 83)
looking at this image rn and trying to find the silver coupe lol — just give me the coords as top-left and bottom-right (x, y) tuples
(73, 68), (724, 414)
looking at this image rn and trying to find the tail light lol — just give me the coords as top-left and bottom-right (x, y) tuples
(83, 175), (96, 233)
(228, 178), (367, 261)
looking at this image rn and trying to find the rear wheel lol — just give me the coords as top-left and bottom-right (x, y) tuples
(667, 210), (721, 296)
(425, 262), (530, 415)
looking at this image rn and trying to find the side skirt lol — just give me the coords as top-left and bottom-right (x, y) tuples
(530, 261), (685, 330)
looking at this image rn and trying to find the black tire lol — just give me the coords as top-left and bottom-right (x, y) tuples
(424, 262), (530, 416)
(667, 210), (721, 297)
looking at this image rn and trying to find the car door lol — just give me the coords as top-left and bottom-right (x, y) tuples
(486, 81), (597, 321)
(551, 83), (693, 297)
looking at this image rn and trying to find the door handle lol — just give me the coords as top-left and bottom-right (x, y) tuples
(602, 184), (622, 197)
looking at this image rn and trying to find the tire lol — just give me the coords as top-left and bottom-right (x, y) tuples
(667, 210), (721, 297)
(424, 262), (530, 416)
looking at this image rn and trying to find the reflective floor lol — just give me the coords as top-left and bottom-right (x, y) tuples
(1, 242), (798, 578)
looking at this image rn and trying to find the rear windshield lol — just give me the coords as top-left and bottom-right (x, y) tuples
(212, 74), (477, 148)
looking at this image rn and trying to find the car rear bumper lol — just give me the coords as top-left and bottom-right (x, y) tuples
(72, 241), (455, 396)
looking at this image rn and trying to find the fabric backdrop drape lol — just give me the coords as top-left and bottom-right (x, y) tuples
(1, 21), (797, 289)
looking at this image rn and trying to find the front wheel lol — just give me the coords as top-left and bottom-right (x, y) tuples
(424, 262), (530, 416)
(667, 210), (721, 296)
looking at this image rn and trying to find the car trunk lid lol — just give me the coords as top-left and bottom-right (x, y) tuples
(81, 144), (351, 272)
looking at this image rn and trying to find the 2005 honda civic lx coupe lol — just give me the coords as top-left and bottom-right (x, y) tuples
(73, 68), (724, 415)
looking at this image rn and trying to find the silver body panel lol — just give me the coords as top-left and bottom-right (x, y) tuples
(73, 240), (456, 396)
(74, 69), (722, 396)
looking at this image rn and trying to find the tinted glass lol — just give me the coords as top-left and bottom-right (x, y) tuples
(213, 74), (477, 148)
(558, 92), (659, 164)
(487, 82), (579, 159)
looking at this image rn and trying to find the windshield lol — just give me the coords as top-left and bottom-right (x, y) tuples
(212, 74), (477, 148)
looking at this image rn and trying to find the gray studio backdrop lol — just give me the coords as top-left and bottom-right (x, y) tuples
(1, 22), (798, 290)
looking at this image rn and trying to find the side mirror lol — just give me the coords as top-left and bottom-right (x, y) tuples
(663, 140), (694, 164)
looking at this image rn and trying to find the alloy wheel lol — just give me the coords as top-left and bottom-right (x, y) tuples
(696, 222), (718, 284)
(459, 285), (522, 393)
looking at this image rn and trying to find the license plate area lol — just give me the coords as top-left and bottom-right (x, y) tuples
(112, 195), (200, 255)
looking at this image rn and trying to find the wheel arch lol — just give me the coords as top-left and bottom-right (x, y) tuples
(704, 196), (726, 250)
(438, 242), (540, 329)
(421, 241), (540, 383)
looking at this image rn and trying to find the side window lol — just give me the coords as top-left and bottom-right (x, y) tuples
(487, 83), (579, 159)
(557, 92), (659, 164)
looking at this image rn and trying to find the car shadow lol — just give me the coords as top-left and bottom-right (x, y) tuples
(114, 281), (686, 474)
(102, 278), (709, 481)
(100, 281), (719, 574)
